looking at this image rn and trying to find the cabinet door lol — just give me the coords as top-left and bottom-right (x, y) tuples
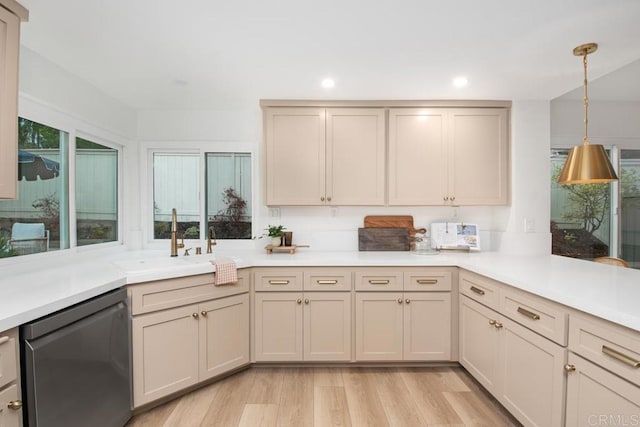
(304, 292), (351, 361)
(459, 295), (501, 394)
(498, 316), (566, 427)
(199, 293), (249, 381)
(254, 292), (303, 361)
(403, 292), (451, 361)
(0, 331), (17, 389)
(131, 304), (200, 407)
(265, 108), (326, 205)
(448, 109), (508, 205)
(0, 6), (20, 199)
(388, 108), (447, 205)
(566, 353), (640, 427)
(355, 292), (403, 361)
(326, 108), (385, 205)
(0, 384), (21, 427)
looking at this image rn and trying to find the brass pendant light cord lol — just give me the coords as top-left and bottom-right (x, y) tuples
(582, 51), (589, 144)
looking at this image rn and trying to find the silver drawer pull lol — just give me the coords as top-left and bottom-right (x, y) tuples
(417, 279), (438, 285)
(369, 280), (390, 285)
(317, 280), (338, 285)
(602, 345), (640, 368)
(517, 307), (541, 320)
(0, 336), (9, 345)
(268, 280), (290, 285)
(470, 286), (485, 296)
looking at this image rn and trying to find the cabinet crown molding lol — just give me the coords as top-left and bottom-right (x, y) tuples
(260, 99), (512, 109)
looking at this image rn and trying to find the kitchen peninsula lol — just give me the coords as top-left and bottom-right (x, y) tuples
(1, 247), (639, 426)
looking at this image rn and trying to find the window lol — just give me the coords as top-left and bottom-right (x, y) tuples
(153, 153), (199, 239)
(620, 150), (640, 268)
(206, 153), (252, 239)
(0, 118), (69, 257)
(551, 149), (612, 260)
(0, 118), (121, 258)
(151, 151), (252, 241)
(76, 138), (118, 246)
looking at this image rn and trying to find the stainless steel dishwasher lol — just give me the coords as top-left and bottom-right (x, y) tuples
(21, 287), (132, 427)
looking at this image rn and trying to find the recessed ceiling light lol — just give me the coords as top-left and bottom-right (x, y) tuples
(453, 76), (468, 88)
(321, 78), (335, 89)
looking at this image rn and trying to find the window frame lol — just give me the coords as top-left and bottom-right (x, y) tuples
(4, 97), (126, 260)
(141, 141), (256, 248)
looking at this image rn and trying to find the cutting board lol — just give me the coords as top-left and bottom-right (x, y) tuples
(358, 228), (410, 251)
(363, 215), (426, 235)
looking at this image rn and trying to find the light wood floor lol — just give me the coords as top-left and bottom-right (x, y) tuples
(127, 366), (521, 427)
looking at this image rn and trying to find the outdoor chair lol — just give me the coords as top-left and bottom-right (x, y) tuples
(9, 222), (50, 255)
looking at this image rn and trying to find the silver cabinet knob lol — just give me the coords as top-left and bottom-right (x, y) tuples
(494, 322), (503, 329)
(297, 298), (302, 304)
(397, 298), (403, 304)
(489, 319), (496, 326)
(192, 313), (199, 319)
(304, 298), (309, 304)
(405, 298), (411, 304)
(201, 311), (207, 317)
(564, 364), (576, 373)
(320, 196), (325, 202)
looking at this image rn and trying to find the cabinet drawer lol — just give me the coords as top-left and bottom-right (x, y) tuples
(459, 270), (500, 309)
(569, 313), (640, 387)
(254, 269), (303, 291)
(304, 268), (352, 291)
(355, 269), (403, 291)
(0, 329), (17, 389)
(501, 287), (568, 345)
(0, 384), (21, 426)
(404, 268), (452, 291)
(129, 270), (250, 315)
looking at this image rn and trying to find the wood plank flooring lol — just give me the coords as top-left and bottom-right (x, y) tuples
(127, 366), (521, 427)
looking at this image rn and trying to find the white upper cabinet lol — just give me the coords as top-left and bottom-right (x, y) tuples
(264, 107), (385, 206)
(0, 1), (28, 199)
(389, 108), (509, 205)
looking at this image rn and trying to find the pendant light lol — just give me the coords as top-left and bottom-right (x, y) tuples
(557, 43), (618, 184)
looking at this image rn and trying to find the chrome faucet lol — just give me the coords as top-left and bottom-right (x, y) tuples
(207, 226), (217, 254)
(170, 208), (184, 257)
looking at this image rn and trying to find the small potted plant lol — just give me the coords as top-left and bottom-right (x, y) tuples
(266, 225), (285, 247)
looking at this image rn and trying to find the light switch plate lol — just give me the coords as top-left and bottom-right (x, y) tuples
(524, 217), (535, 233)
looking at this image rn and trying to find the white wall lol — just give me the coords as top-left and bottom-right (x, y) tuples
(136, 102), (553, 254)
(551, 100), (640, 148)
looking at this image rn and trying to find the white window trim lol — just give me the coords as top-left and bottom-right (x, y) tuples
(12, 95), (126, 256)
(140, 141), (256, 249)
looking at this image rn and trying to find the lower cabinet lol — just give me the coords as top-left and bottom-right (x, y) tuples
(565, 352), (640, 427)
(254, 292), (351, 361)
(132, 293), (249, 407)
(0, 328), (21, 427)
(356, 292), (451, 361)
(459, 295), (566, 427)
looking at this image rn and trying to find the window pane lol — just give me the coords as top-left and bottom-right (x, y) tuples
(0, 118), (69, 257)
(76, 138), (118, 246)
(153, 153), (199, 239)
(551, 149), (611, 259)
(206, 153), (252, 239)
(620, 149), (640, 269)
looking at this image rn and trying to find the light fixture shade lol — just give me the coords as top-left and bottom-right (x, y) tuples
(557, 144), (618, 184)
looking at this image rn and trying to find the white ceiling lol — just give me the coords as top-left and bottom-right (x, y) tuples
(17, 0), (640, 110)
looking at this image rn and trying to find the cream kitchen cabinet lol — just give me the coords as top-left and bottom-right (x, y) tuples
(254, 291), (352, 362)
(355, 268), (454, 361)
(565, 312), (640, 426)
(459, 267), (569, 427)
(264, 107), (385, 206)
(253, 267), (352, 362)
(389, 108), (509, 205)
(130, 270), (250, 407)
(0, 1), (27, 199)
(355, 291), (452, 361)
(0, 328), (21, 427)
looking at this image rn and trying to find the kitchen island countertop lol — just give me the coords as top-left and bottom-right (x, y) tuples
(1, 247), (639, 333)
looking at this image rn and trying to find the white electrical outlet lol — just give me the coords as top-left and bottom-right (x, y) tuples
(269, 207), (280, 218)
(524, 217), (535, 233)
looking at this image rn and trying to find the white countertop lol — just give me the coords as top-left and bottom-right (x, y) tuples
(1, 247), (639, 333)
